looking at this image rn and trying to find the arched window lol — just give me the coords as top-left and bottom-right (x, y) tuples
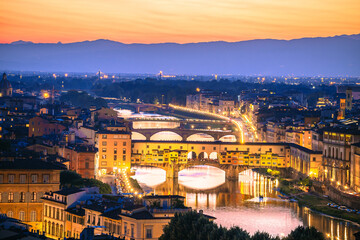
(30, 210), (36, 222)
(19, 211), (25, 221)
(7, 210), (13, 218)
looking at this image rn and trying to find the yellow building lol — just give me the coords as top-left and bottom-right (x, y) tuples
(65, 207), (85, 239)
(219, 150), (286, 168)
(132, 149), (188, 165)
(0, 158), (65, 232)
(42, 188), (87, 239)
(95, 130), (132, 176)
(351, 143), (360, 192)
(131, 141), (290, 168)
(289, 144), (323, 179)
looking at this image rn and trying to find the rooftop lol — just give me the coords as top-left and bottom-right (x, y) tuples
(0, 158), (67, 170)
(53, 188), (85, 196)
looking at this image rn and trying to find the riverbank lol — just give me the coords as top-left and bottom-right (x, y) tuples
(277, 175), (360, 224)
(254, 168), (360, 224)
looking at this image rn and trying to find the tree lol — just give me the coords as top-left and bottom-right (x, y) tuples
(251, 232), (280, 240)
(160, 211), (250, 240)
(285, 226), (325, 240)
(60, 170), (112, 194)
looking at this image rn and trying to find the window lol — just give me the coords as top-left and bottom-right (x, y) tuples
(8, 174), (15, 183)
(20, 192), (25, 202)
(114, 155), (117, 161)
(313, 157), (316, 162)
(202, 146), (205, 150)
(102, 148), (107, 153)
(43, 174), (50, 183)
(31, 175), (38, 183)
(30, 211), (36, 222)
(131, 224), (134, 238)
(123, 148), (126, 154)
(114, 149), (117, 154)
(0, 175), (3, 183)
(102, 135), (107, 139)
(7, 211), (13, 218)
(31, 192), (37, 202)
(85, 162), (89, 168)
(114, 141), (118, 146)
(123, 155), (126, 161)
(123, 142), (126, 146)
(146, 228), (152, 239)
(102, 155), (106, 159)
(102, 141), (107, 146)
(20, 174), (26, 183)
(124, 223), (127, 235)
(8, 192), (14, 203)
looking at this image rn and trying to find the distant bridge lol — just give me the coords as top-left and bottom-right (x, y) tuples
(132, 128), (239, 141)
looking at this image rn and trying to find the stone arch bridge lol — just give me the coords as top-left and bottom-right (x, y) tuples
(132, 160), (250, 181)
(132, 128), (239, 141)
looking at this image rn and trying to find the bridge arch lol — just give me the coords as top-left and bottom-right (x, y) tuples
(219, 134), (237, 142)
(198, 152), (209, 159)
(150, 131), (183, 141)
(209, 152), (219, 160)
(132, 132), (147, 140)
(186, 133), (215, 142)
(187, 151), (197, 159)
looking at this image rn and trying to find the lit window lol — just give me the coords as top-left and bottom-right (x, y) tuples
(19, 211), (25, 221)
(20, 192), (25, 202)
(31, 192), (37, 202)
(8, 192), (14, 203)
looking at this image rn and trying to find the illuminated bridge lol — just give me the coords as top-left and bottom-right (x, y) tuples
(131, 141), (290, 181)
(132, 128), (240, 141)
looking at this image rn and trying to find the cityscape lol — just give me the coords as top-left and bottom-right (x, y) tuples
(1, 1), (360, 240)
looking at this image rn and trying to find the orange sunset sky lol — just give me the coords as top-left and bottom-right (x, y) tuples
(1, 0), (359, 44)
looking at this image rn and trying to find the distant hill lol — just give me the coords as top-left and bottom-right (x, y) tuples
(0, 34), (359, 76)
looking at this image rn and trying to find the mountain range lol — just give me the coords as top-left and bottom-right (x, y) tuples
(1, 34), (359, 76)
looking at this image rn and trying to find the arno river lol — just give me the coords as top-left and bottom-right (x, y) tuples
(132, 166), (360, 240)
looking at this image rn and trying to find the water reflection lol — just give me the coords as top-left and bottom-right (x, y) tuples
(132, 166), (360, 239)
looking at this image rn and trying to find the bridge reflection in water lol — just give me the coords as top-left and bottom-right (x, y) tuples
(132, 166), (360, 239)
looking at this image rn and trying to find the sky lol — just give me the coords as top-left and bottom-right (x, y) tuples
(0, 0), (359, 44)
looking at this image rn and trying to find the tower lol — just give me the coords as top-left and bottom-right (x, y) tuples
(0, 73), (12, 97)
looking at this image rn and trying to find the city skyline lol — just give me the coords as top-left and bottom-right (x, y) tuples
(1, 0), (359, 44)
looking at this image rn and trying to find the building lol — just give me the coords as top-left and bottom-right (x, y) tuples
(95, 130), (132, 175)
(131, 141), (290, 167)
(266, 122), (286, 142)
(351, 142), (360, 192)
(42, 188), (92, 239)
(28, 116), (67, 137)
(219, 150), (287, 167)
(289, 144), (323, 179)
(58, 145), (97, 179)
(0, 73), (12, 98)
(323, 127), (360, 187)
(218, 99), (235, 116)
(91, 107), (118, 124)
(0, 158), (66, 232)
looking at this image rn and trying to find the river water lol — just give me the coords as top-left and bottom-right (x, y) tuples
(132, 166), (360, 240)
